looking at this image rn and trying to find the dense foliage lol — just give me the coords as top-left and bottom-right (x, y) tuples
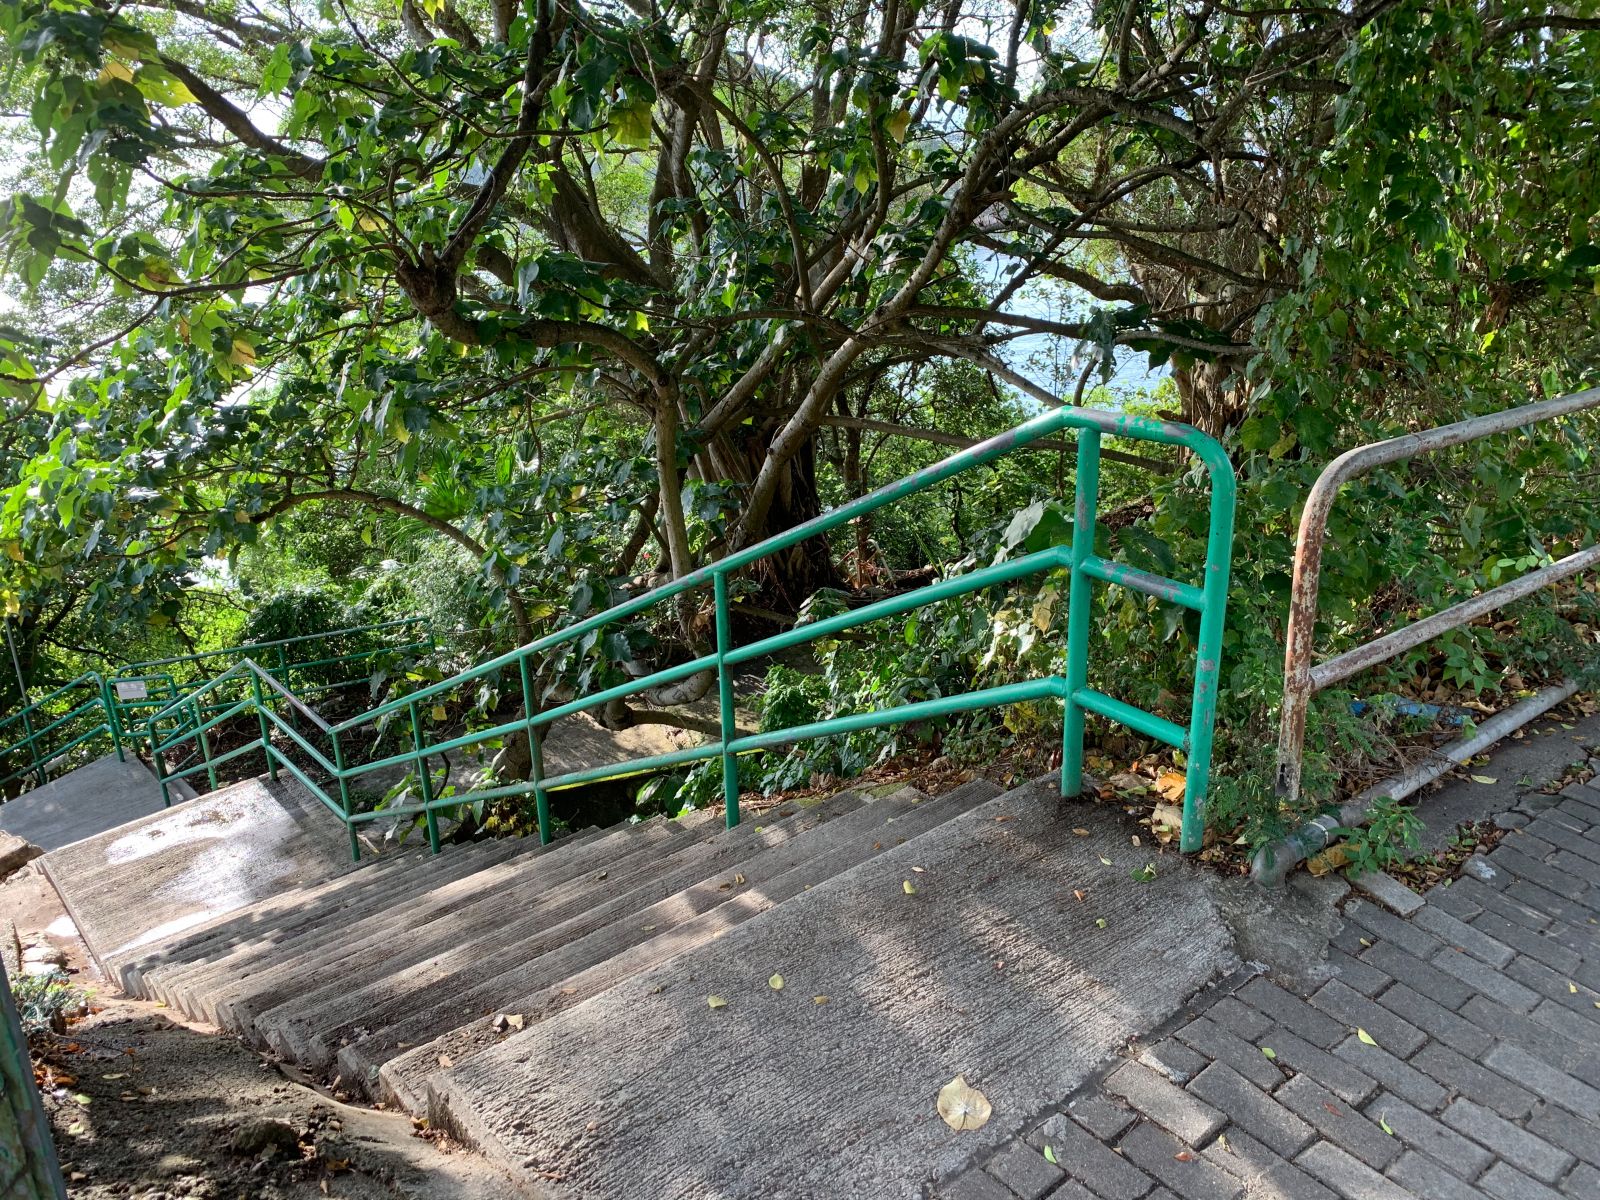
(1, 0), (1597, 848)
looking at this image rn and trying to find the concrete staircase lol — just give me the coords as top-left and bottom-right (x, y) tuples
(51, 770), (1240, 1197)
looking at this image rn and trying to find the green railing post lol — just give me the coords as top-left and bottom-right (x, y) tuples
(330, 728), (359, 862)
(251, 673), (279, 783)
(518, 654), (551, 845)
(148, 717), (173, 807)
(713, 570), (738, 829)
(102, 678), (125, 762)
(409, 702), (441, 854)
(193, 698), (218, 792)
(1179, 463), (1238, 853)
(19, 704), (44, 788)
(1060, 428), (1102, 799)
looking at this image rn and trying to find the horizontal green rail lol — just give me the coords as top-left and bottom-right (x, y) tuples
(1, 672), (123, 794)
(148, 404), (1236, 858)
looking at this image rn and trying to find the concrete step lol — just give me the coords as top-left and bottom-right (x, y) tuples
(374, 779), (1003, 1113)
(120, 825), (604, 1004)
(165, 815), (704, 1029)
(429, 777), (1239, 1199)
(112, 825), (598, 996)
(246, 795), (867, 1069)
(43, 774), (353, 973)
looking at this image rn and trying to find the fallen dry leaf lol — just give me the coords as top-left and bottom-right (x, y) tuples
(707, 995), (728, 1009)
(769, 974), (784, 990)
(936, 1075), (992, 1132)
(1072, 827), (1090, 837)
(903, 880), (918, 895)
(1154, 770), (1186, 801)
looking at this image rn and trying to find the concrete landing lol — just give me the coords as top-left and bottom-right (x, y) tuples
(42, 774), (352, 974)
(434, 777), (1240, 1199)
(0, 753), (169, 852)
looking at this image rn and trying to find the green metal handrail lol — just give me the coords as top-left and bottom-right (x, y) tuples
(110, 616), (434, 740)
(146, 404), (1236, 857)
(1, 672), (123, 794)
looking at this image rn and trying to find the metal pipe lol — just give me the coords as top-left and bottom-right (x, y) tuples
(1275, 386), (1600, 810)
(1253, 679), (1580, 887)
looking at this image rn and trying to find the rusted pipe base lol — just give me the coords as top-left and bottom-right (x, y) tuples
(1252, 679), (1583, 888)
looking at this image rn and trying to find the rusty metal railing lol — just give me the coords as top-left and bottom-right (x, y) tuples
(1254, 385), (1600, 886)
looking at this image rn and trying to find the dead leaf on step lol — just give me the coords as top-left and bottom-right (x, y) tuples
(912, 866), (926, 873)
(769, 974), (784, 990)
(707, 995), (727, 1010)
(936, 1075), (992, 1132)
(903, 880), (918, 895)
(1154, 771), (1186, 802)
(813, 995), (829, 1005)
(437, 1053), (454, 1069)
(1174, 1151), (1194, 1162)
(1306, 843), (1353, 876)
(1072, 828), (1090, 837)
(734, 873), (746, 885)
(1151, 803), (1184, 833)
(1072, 890), (1086, 902)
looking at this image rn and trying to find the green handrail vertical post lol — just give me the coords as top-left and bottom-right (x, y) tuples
(330, 727), (359, 862)
(148, 717), (172, 807)
(714, 570), (738, 829)
(1179, 467), (1237, 853)
(409, 701), (441, 854)
(193, 697), (218, 792)
(251, 673), (278, 782)
(518, 654), (551, 845)
(1060, 428), (1102, 799)
(102, 678), (125, 761)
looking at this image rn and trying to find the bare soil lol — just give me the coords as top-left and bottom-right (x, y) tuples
(1, 868), (524, 1200)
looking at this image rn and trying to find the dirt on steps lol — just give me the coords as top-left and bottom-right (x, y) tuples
(0, 866), (529, 1199)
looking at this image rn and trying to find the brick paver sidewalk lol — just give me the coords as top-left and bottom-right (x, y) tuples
(938, 781), (1600, 1200)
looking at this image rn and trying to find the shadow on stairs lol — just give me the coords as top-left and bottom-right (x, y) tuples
(47, 773), (1240, 1198)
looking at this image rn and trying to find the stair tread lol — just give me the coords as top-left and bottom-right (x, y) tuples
(249, 793), (884, 1067)
(371, 780), (1000, 1111)
(429, 777), (1237, 1200)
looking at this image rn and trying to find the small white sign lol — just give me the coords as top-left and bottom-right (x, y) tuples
(114, 680), (149, 700)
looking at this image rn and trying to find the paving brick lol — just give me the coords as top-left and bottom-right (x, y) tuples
(1478, 1161), (1566, 1200)
(1373, 982), (1493, 1056)
(1187, 1062), (1312, 1157)
(1450, 877), (1553, 931)
(983, 1140), (1063, 1200)
(1255, 1028), (1378, 1106)
(1041, 1182), (1094, 1200)
(1439, 1098), (1574, 1183)
(1363, 1091), (1494, 1180)
(1205, 995), (1273, 1041)
(1344, 899), (1448, 960)
(1459, 996), (1592, 1075)
(1505, 878), (1595, 927)
(1527, 1101), (1600, 1168)
(1276, 1075), (1401, 1171)
(1138, 1036), (1208, 1084)
(1295, 1140), (1422, 1200)
(1413, 905), (1516, 967)
(1528, 997), (1600, 1050)
(1103, 1062), (1225, 1144)
(1023, 1114), (1151, 1200)
(1386, 1150), (1493, 1200)
(1428, 882), (1486, 922)
(1173, 1014), (1283, 1089)
(1332, 1034), (1447, 1111)
(1351, 871), (1424, 916)
(1361, 941), (1475, 1010)
(1548, 835), (1600, 869)
(1481, 1043), (1600, 1119)
(1116, 1120), (1241, 1200)
(1505, 954), (1600, 1020)
(1331, 920), (1379, 957)
(1465, 909), (1581, 974)
(1063, 1093), (1135, 1142)
(937, 1167), (1017, 1200)
(1562, 1163), (1600, 1198)
(1202, 1127), (1337, 1200)
(1432, 946), (1542, 1012)
(1413, 1043), (1539, 1120)
(1323, 948), (1393, 997)
(1238, 976), (1349, 1048)
(1309, 979), (1427, 1058)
